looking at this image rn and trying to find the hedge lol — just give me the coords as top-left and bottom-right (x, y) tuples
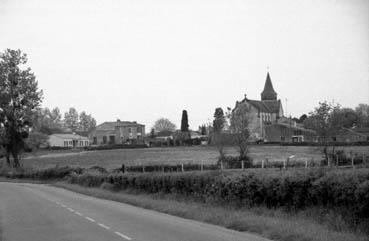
(2, 165), (367, 223)
(67, 168), (369, 221)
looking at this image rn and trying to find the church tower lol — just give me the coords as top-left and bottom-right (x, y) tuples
(261, 72), (277, 101)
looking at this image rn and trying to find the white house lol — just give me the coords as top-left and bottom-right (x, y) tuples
(48, 133), (90, 148)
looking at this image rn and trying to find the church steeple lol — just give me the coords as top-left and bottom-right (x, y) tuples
(261, 72), (277, 100)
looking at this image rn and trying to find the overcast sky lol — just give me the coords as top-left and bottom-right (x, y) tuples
(1, 0), (368, 130)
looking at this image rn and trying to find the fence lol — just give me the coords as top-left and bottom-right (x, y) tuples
(115, 153), (369, 174)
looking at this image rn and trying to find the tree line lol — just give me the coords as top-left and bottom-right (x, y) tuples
(33, 107), (96, 135)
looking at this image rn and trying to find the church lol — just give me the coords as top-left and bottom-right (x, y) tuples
(233, 73), (315, 143)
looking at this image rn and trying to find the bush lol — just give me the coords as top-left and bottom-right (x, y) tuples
(65, 168), (369, 222)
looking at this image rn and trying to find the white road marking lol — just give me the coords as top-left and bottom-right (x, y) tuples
(114, 231), (132, 240)
(49, 200), (133, 240)
(75, 211), (83, 216)
(85, 217), (95, 222)
(98, 223), (111, 230)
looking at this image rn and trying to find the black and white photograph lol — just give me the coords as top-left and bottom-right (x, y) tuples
(0, 0), (368, 240)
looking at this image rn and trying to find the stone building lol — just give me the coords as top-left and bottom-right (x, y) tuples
(89, 120), (145, 145)
(233, 72), (315, 142)
(233, 72), (284, 141)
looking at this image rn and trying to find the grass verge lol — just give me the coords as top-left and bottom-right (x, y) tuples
(54, 182), (368, 241)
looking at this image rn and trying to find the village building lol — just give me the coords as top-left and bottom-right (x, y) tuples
(48, 133), (90, 148)
(265, 117), (316, 143)
(89, 120), (145, 145)
(233, 72), (316, 143)
(332, 127), (369, 143)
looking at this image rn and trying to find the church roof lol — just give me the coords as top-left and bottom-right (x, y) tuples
(247, 99), (271, 113)
(261, 72), (277, 100)
(263, 100), (282, 113)
(241, 98), (281, 114)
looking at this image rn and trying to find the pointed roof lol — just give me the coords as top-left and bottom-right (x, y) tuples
(261, 72), (277, 100)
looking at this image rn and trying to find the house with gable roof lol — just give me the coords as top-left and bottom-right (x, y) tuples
(48, 133), (90, 148)
(89, 119), (145, 145)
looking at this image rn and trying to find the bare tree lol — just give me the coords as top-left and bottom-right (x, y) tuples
(153, 118), (176, 132)
(230, 103), (253, 163)
(303, 101), (341, 165)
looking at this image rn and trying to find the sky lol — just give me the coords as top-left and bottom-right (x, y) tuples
(0, 0), (368, 130)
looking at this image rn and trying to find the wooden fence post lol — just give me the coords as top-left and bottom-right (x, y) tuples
(351, 155), (354, 168)
(305, 159), (308, 168)
(221, 160), (224, 170)
(181, 163), (184, 172)
(363, 153), (365, 165)
(241, 160), (244, 170)
(142, 165), (145, 173)
(261, 159), (264, 169)
(284, 158), (288, 169)
(336, 155), (339, 167)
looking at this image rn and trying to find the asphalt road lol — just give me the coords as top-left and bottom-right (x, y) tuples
(0, 182), (270, 241)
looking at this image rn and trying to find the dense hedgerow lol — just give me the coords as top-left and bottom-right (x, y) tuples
(2, 164), (368, 223)
(67, 168), (369, 220)
(2, 166), (83, 180)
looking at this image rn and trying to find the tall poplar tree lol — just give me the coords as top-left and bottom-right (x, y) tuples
(0, 49), (43, 167)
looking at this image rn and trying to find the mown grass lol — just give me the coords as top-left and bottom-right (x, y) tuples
(20, 145), (369, 169)
(55, 182), (369, 241)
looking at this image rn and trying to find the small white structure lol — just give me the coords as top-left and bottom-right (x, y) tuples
(48, 133), (90, 148)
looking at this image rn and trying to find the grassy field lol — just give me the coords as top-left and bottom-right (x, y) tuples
(13, 145), (369, 170)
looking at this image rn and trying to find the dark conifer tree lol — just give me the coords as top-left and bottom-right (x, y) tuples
(213, 108), (225, 132)
(180, 110), (189, 132)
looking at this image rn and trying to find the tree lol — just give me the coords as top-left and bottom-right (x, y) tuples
(25, 131), (48, 150)
(330, 107), (358, 129)
(79, 111), (96, 132)
(199, 125), (207, 135)
(180, 110), (189, 132)
(50, 107), (62, 127)
(355, 103), (369, 127)
(32, 107), (63, 134)
(213, 108), (225, 132)
(299, 114), (307, 123)
(303, 101), (340, 164)
(153, 118), (176, 132)
(0, 49), (43, 167)
(230, 103), (252, 162)
(150, 128), (156, 138)
(64, 107), (79, 131)
(211, 107), (226, 159)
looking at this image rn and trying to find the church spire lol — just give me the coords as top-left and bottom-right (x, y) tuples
(261, 72), (277, 100)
